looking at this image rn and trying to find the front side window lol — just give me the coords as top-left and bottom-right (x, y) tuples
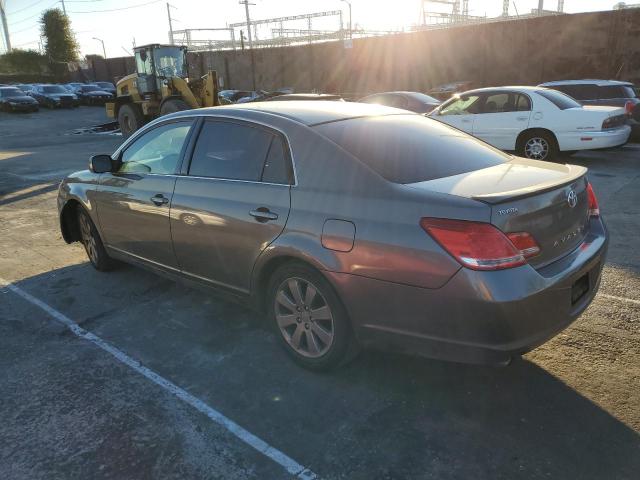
(119, 121), (193, 175)
(438, 94), (481, 116)
(188, 121), (275, 182)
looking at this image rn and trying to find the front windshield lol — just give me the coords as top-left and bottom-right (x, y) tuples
(0, 88), (24, 98)
(81, 86), (100, 92)
(43, 86), (68, 94)
(96, 82), (114, 89)
(153, 47), (187, 77)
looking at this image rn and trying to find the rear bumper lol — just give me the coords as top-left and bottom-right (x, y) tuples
(558, 126), (631, 151)
(326, 217), (608, 365)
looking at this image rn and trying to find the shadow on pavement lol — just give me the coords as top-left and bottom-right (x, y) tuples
(4, 263), (639, 480)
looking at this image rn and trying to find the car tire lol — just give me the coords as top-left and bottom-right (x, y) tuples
(267, 262), (359, 371)
(77, 208), (116, 272)
(518, 130), (558, 161)
(160, 98), (190, 116)
(118, 103), (144, 139)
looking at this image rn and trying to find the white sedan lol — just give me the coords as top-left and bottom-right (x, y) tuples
(428, 86), (631, 160)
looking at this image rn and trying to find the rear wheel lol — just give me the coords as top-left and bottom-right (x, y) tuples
(118, 103), (144, 139)
(267, 262), (358, 371)
(518, 130), (558, 161)
(77, 208), (115, 271)
(160, 98), (190, 116)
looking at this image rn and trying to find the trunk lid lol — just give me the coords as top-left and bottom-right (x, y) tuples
(408, 158), (590, 268)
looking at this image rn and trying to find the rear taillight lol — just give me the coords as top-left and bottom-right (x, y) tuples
(625, 101), (634, 116)
(586, 182), (600, 217)
(419, 218), (540, 271)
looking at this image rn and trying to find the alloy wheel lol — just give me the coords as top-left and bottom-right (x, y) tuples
(79, 212), (98, 264)
(524, 137), (549, 160)
(274, 277), (335, 358)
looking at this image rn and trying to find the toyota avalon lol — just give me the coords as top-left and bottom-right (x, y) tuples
(57, 102), (608, 370)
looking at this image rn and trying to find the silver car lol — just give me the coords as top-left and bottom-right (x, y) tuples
(58, 102), (608, 370)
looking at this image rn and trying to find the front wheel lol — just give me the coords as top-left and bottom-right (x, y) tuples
(118, 103), (144, 139)
(267, 263), (358, 371)
(77, 208), (116, 271)
(517, 131), (558, 161)
(160, 98), (190, 116)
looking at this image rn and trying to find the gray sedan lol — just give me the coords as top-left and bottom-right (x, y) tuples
(57, 102), (608, 370)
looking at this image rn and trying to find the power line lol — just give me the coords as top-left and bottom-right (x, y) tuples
(7, 0), (58, 25)
(69, 0), (162, 14)
(7, 0), (50, 15)
(9, 23), (41, 34)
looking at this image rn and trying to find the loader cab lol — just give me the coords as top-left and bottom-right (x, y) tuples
(134, 44), (188, 95)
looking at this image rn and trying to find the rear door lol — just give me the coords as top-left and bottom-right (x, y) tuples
(431, 93), (480, 134)
(471, 91), (531, 150)
(170, 118), (292, 293)
(95, 119), (195, 269)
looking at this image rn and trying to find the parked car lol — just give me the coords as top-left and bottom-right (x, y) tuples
(219, 90), (255, 103)
(15, 83), (37, 94)
(58, 102), (607, 370)
(94, 81), (117, 95)
(429, 86), (631, 161)
(65, 82), (85, 92)
(31, 84), (79, 108)
(73, 84), (114, 105)
(428, 81), (475, 101)
(538, 79), (640, 138)
(0, 86), (39, 112)
(359, 91), (440, 113)
(263, 93), (344, 102)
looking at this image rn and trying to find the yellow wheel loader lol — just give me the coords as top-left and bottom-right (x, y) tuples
(105, 44), (220, 138)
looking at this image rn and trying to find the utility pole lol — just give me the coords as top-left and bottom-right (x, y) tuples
(93, 37), (106, 59)
(60, 0), (66, 15)
(239, 0), (256, 90)
(0, 0), (10, 52)
(166, 3), (174, 44)
(538, 0), (544, 15)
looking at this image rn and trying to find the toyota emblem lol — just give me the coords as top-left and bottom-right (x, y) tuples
(567, 190), (578, 208)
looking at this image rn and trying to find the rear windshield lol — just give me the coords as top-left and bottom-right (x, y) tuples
(314, 115), (509, 184)
(42, 86), (68, 93)
(536, 89), (581, 110)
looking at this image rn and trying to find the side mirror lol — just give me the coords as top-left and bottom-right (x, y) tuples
(89, 154), (114, 173)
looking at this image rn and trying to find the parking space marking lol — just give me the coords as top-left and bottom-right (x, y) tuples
(599, 293), (640, 306)
(0, 277), (318, 480)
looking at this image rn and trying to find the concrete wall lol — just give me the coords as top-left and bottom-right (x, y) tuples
(98, 8), (640, 93)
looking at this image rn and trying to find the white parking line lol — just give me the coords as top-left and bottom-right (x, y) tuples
(0, 277), (317, 480)
(599, 293), (640, 306)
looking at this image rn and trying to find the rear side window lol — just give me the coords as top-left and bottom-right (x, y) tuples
(597, 85), (632, 99)
(189, 120), (291, 183)
(315, 115), (508, 184)
(536, 89), (581, 110)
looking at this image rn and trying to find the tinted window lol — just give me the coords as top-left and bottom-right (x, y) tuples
(439, 94), (481, 115)
(0, 88), (24, 97)
(516, 94), (531, 111)
(552, 84), (597, 100)
(597, 85), (630, 99)
(42, 85), (68, 93)
(81, 86), (100, 92)
(262, 137), (292, 184)
(315, 115), (508, 184)
(536, 89), (581, 110)
(479, 92), (531, 113)
(119, 121), (193, 174)
(189, 121), (273, 181)
(622, 86), (636, 98)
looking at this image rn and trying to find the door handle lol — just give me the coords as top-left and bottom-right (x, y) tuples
(517, 116), (528, 121)
(249, 208), (278, 222)
(461, 118), (472, 123)
(150, 194), (169, 206)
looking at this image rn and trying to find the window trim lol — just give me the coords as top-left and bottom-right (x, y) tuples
(182, 116), (296, 187)
(114, 118), (197, 176)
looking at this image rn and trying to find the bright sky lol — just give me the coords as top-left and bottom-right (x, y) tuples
(2, 0), (625, 57)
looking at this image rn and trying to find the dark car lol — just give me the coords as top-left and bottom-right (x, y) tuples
(0, 87), (39, 112)
(94, 81), (116, 95)
(31, 84), (79, 108)
(264, 93), (344, 102)
(539, 80), (640, 138)
(15, 84), (37, 94)
(359, 91), (440, 113)
(57, 102), (607, 371)
(74, 84), (114, 105)
(219, 90), (255, 103)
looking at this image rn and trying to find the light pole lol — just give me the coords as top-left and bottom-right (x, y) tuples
(93, 37), (107, 59)
(341, 0), (352, 39)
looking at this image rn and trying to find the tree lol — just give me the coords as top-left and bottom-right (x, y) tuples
(40, 8), (79, 62)
(0, 49), (46, 73)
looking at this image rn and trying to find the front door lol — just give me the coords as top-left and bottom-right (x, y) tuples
(431, 93), (480, 134)
(170, 118), (292, 293)
(472, 91), (532, 150)
(95, 119), (195, 269)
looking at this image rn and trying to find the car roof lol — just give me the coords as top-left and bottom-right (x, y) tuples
(174, 101), (411, 126)
(462, 86), (546, 95)
(539, 79), (634, 87)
